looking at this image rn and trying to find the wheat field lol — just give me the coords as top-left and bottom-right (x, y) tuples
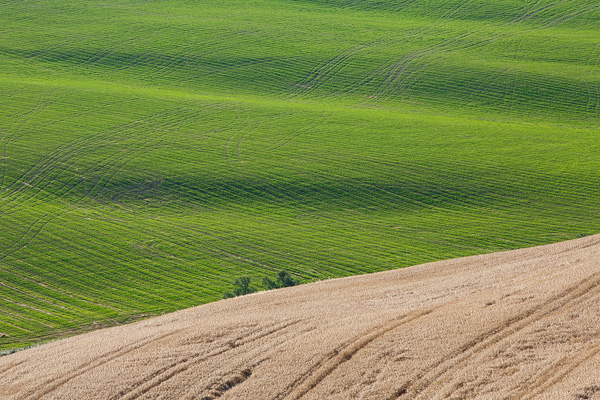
(1, 235), (599, 399)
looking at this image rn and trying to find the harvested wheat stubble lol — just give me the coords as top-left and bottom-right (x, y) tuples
(2, 235), (600, 399)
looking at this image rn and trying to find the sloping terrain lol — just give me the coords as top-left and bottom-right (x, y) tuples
(2, 235), (599, 399)
(1, 0), (600, 351)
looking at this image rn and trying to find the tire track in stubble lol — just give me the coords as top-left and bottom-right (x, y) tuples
(0, 360), (24, 378)
(195, 366), (255, 400)
(276, 308), (434, 400)
(115, 320), (301, 400)
(510, 278), (600, 400)
(515, 343), (600, 400)
(395, 272), (600, 399)
(24, 329), (184, 400)
(181, 323), (319, 400)
(438, 267), (600, 399)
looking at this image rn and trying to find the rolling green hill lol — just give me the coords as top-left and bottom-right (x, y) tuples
(1, 0), (599, 351)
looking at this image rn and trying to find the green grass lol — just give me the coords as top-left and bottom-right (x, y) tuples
(1, 0), (599, 350)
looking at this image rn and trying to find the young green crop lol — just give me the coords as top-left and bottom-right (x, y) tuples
(0, 0), (599, 350)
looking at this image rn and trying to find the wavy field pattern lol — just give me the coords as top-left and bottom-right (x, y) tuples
(0, 0), (599, 350)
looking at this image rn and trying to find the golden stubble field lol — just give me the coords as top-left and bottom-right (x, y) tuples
(1, 235), (600, 399)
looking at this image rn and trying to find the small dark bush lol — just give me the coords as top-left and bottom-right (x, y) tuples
(223, 270), (299, 299)
(277, 270), (298, 287)
(262, 276), (279, 290)
(262, 270), (298, 290)
(223, 276), (256, 299)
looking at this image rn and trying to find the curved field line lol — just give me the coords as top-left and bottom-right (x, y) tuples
(0, 360), (24, 378)
(276, 308), (434, 400)
(0, 109), (191, 207)
(0, 130), (160, 260)
(180, 324), (320, 399)
(0, 280), (71, 312)
(265, 112), (332, 151)
(225, 104), (253, 170)
(584, 42), (600, 119)
(0, 89), (55, 192)
(514, 343), (600, 400)
(0, 115), (145, 205)
(395, 273), (600, 399)
(0, 105), (205, 206)
(358, 0), (598, 104)
(24, 330), (184, 400)
(114, 320), (300, 400)
(195, 367), (254, 400)
(291, 40), (382, 98)
(331, 0), (485, 99)
(439, 274), (600, 398)
(0, 107), (214, 261)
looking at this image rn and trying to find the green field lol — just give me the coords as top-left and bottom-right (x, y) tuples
(1, 0), (599, 351)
